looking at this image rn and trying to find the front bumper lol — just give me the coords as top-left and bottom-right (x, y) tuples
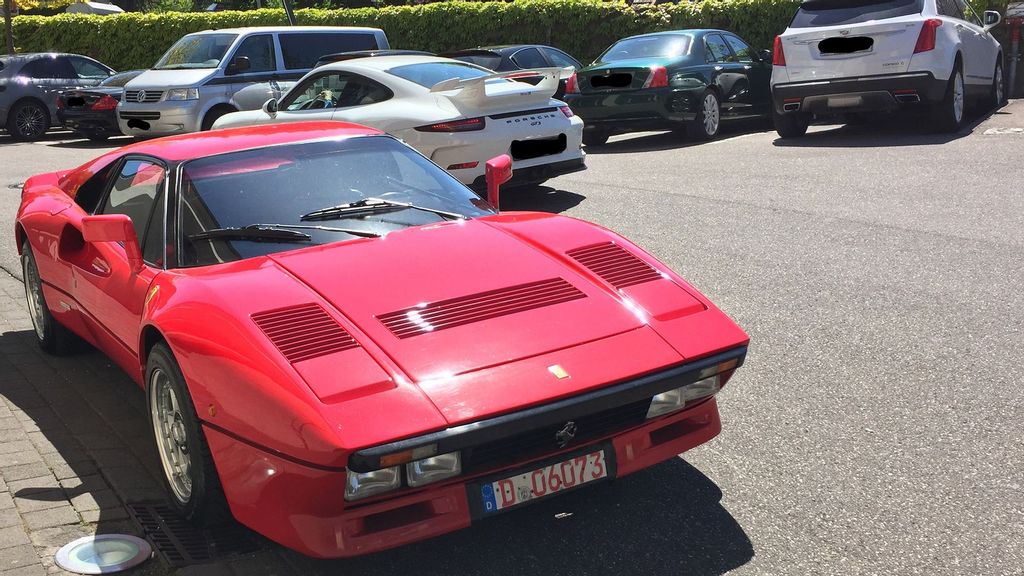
(204, 347), (745, 558)
(772, 72), (946, 115)
(117, 101), (203, 136)
(564, 86), (700, 131)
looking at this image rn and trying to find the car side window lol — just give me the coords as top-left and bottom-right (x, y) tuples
(937, 0), (964, 19)
(20, 58), (71, 79)
(98, 159), (166, 249)
(723, 35), (755, 63)
(283, 73), (391, 111)
(68, 56), (111, 80)
(74, 163), (117, 213)
(511, 47), (548, 69)
(705, 34), (733, 63)
(542, 47), (582, 70)
(233, 34), (276, 73)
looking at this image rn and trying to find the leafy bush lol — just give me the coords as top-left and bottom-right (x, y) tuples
(3, 0), (1011, 71)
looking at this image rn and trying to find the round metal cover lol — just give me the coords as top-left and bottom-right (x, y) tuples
(55, 534), (151, 574)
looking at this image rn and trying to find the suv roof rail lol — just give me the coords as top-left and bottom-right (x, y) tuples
(314, 50), (435, 68)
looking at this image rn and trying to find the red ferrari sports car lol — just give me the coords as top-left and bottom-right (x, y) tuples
(16, 121), (748, 558)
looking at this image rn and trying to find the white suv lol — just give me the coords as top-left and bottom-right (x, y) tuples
(770, 0), (1004, 137)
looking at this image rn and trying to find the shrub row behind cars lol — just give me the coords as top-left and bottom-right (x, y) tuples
(3, 0), (803, 71)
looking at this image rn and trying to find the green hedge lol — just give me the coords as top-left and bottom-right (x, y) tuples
(4, 0), (802, 71)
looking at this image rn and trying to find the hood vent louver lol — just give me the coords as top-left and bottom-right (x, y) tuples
(379, 278), (585, 339)
(568, 242), (663, 289)
(251, 303), (358, 363)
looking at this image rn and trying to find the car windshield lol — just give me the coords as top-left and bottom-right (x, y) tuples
(790, 0), (924, 27)
(99, 70), (143, 87)
(599, 34), (692, 63)
(177, 136), (492, 267)
(154, 34), (237, 70)
(387, 61), (493, 88)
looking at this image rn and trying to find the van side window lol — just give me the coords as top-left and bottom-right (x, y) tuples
(233, 34), (276, 73)
(279, 33), (379, 70)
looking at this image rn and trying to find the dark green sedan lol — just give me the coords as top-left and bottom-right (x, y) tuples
(563, 30), (772, 145)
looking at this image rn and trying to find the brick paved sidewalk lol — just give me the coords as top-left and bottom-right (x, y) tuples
(0, 270), (296, 576)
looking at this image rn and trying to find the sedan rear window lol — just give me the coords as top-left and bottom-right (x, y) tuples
(599, 34), (692, 63)
(387, 62), (492, 88)
(790, 0), (924, 27)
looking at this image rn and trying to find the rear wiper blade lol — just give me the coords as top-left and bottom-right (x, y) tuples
(188, 225), (313, 243)
(300, 197), (467, 222)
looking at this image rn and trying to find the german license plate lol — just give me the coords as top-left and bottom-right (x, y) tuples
(479, 450), (608, 513)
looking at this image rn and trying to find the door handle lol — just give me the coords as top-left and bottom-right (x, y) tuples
(714, 65), (724, 71)
(89, 257), (111, 276)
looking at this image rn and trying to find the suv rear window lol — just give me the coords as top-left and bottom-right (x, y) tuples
(280, 33), (379, 69)
(790, 0), (924, 27)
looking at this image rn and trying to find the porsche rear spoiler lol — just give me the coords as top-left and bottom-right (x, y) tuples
(428, 67), (567, 111)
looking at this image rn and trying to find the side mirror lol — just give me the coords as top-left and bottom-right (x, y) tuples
(983, 10), (1001, 29)
(759, 49), (772, 63)
(262, 97), (278, 116)
(226, 56), (251, 76)
(485, 154), (513, 211)
(81, 214), (143, 272)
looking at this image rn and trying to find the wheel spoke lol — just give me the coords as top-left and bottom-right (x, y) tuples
(150, 369), (193, 503)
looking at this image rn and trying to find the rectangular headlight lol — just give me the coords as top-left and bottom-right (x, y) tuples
(646, 375), (720, 419)
(406, 452), (461, 487)
(344, 466), (400, 501)
(166, 88), (199, 101)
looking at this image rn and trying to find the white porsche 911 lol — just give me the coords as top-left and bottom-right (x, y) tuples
(213, 55), (585, 189)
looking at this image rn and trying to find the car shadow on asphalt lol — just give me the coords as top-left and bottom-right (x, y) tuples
(500, 186), (586, 213)
(285, 458), (753, 576)
(46, 136), (132, 150)
(771, 106), (999, 148)
(585, 119), (773, 155)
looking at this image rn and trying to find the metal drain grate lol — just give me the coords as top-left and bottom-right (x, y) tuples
(126, 502), (262, 567)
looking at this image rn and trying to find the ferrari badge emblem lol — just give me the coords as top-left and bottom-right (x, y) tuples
(555, 421), (578, 448)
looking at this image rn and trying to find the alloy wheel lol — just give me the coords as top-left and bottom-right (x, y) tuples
(151, 369), (193, 504)
(16, 105), (46, 139)
(22, 253), (46, 342)
(703, 94), (720, 136)
(995, 66), (1004, 106)
(953, 71), (964, 124)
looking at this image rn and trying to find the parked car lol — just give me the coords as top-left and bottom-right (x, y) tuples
(16, 121), (749, 558)
(770, 0), (1005, 137)
(442, 45), (584, 99)
(214, 55), (585, 189)
(230, 50), (435, 111)
(118, 26), (389, 137)
(56, 69), (144, 141)
(0, 53), (115, 141)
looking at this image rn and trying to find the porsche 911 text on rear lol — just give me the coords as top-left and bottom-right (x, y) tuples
(770, 0), (1005, 137)
(16, 122), (746, 558)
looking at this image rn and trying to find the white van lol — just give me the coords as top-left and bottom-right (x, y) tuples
(118, 26), (389, 137)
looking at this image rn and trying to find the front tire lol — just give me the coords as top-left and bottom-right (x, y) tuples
(931, 61), (965, 133)
(147, 344), (229, 525)
(990, 61), (1005, 111)
(201, 106), (235, 131)
(772, 107), (809, 138)
(687, 90), (721, 140)
(21, 241), (74, 354)
(7, 100), (49, 141)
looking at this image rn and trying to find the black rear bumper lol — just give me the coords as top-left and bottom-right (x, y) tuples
(57, 109), (122, 137)
(772, 72), (947, 115)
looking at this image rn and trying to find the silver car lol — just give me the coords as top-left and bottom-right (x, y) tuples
(1, 53), (114, 140)
(118, 26), (389, 138)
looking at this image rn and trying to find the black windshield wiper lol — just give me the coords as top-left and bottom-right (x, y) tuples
(188, 225), (312, 243)
(300, 197), (467, 222)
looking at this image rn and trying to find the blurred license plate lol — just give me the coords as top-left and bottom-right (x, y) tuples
(480, 450), (607, 513)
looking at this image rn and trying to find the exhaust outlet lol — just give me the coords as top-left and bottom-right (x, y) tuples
(783, 102), (801, 112)
(894, 93), (920, 104)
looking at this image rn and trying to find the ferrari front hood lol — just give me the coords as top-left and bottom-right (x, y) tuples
(269, 218), (648, 386)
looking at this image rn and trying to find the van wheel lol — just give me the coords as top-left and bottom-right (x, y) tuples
(201, 106), (236, 131)
(772, 107), (809, 138)
(7, 100), (50, 141)
(930, 61), (965, 133)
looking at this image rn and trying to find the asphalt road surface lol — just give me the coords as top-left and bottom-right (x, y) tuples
(1, 104), (1021, 575)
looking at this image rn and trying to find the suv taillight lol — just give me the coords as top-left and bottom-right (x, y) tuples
(914, 19), (942, 53)
(772, 36), (786, 66)
(414, 117), (485, 132)
(642, 66), (668, 89)
(565, 72), (579, 94)
(91, 95), (118, 111)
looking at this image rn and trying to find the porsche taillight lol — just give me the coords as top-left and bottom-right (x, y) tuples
(565, 72), (579, 94)
(91, 95), (118, 111)
(914, 19), (942, 53)
(559, 105), (574, 118)
(414, 117), (485, 132)
(772, 35), (786, 66)
(642, 66), (668, 89)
